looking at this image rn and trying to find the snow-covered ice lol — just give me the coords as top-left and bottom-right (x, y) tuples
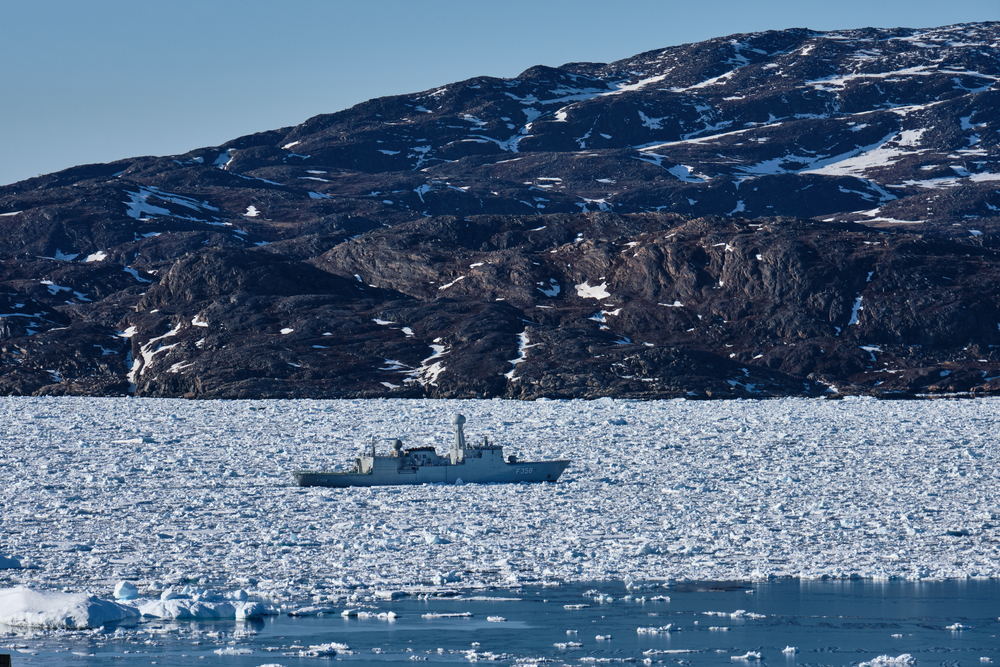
(1, 396), (1000, 612)
(732, 651), (762, 661)
(0, 586), (139, 629)
(137, 597), (266, 620)
(113, 581), (138, 600)
(0, 555), (22, 570)
(860, 654), (916, 667)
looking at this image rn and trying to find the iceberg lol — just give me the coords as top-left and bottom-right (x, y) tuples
(0, 586), (139, 629)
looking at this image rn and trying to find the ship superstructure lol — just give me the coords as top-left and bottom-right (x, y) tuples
(293, 414), (569, 487)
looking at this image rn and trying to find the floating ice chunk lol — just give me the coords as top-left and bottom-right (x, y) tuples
(487, 616), (506, 622)
(0, 554), (22, 569)
(214, 647), (252, 655)
(352, 610), (397, 620)
(637, 625), (672, 634)
(423, 531), (449, 545)
(0, 586), (139, 629)
(554, 642), (583, 648)
(113, 581), (138, 600)
(782, 646), (798, 654)
(289, 605), (339, 616)
(431, 571), (462, 584)
(299, 643), (345, 657)
(138, 598), (265, 620)
(860, 655), (915, 666)
(160, 586), (184, 601)
(422, 612), (472, 619)
(564, 604), (589, 609)
(374, 590), (406, 600)
(596, 634), (612, 640)
(732, 651), (762, 661)
(946, 622), (970, 630)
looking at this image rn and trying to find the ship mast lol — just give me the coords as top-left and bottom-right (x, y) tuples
(450, 414), (467, 464)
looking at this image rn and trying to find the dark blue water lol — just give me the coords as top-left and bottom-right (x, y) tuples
(3, 580), (998, 665)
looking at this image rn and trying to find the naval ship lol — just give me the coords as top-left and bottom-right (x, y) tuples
(293, 414), (569, 487)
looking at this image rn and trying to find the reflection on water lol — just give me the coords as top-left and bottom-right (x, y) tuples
(2, 580), (998, 665)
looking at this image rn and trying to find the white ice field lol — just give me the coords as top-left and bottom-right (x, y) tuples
(1, 396), (999, 622)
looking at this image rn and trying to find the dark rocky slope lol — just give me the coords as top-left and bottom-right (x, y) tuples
(0, 22), (998, 399)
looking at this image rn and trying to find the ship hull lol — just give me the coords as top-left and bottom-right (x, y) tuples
(293, 459), (569, 488)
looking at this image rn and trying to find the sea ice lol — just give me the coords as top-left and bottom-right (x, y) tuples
(0, 555), (22, 570)
(0, 586), (139, 629)
(137, 598), (266, 620)
(113, 581), (138, 600)
(732, 651), (762, 661)
(860, 655), (916, 666)
(1, 396), (999, 608)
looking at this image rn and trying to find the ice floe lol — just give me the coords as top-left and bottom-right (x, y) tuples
(0, 555), (22, 570)
(0, 587), (139, 629)
(860, 655), (916, 666)
(113, 581), (138, 600)
(137, 598), (267, 620)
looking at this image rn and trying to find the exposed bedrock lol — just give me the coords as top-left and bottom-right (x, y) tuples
(1, 22), (999, 398)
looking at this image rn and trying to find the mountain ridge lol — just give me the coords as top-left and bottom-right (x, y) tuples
(1, 22), (999, 399)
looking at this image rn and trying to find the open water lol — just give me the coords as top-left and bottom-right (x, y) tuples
(3, 580), (998, 666)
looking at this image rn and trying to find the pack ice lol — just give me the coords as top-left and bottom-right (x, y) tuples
(1, 396), (999, 616)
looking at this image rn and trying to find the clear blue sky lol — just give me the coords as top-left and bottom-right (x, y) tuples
(1, 0), (997, 186)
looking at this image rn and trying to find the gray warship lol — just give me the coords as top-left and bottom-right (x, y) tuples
(293, 414), (569, 487)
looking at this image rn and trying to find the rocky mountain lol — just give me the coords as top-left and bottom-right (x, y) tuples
(1, 22), (999, 399)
